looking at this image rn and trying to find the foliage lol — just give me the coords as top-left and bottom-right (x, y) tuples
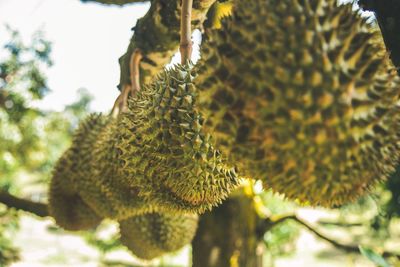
(359, 246), (390, 267)
(260, 191), (299, 257)
(385, 165), (400, 218)
(0, 208), (19, 266)
(0, 25), (94, 266)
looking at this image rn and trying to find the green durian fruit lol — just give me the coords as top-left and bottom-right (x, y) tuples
(119, 212), (198, 260)
(49, 112), (150, 222)
(86, 119), (150, 219)
(49, 162), (102, 230)
(49, 149), (103, 230)
(204, 1), (233, 29)
(116, 63), (240, 214)
(48, 113), (110, 229)
(197, 0), (400, 206)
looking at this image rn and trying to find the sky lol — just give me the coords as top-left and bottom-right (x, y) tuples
(0, 0), (150, 112)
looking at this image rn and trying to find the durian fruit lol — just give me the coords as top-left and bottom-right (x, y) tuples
(86, 119), (150, 219)
(48, 113), (108, 230)
(119, 212), (198, 260)
(196, 0), (400, 206)
(115, 63), (240, 214)
(49, 152), (102, 231)
(204, 1), (233, 29)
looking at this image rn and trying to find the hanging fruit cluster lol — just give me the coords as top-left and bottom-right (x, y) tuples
(48, 0), (400, 260)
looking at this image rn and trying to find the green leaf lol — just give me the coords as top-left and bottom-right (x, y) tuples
(359, 246), (391, 267)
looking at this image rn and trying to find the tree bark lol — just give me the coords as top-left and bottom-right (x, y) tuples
(192, 192), (265, 267)
(118, 0), (216, 87)
(0, 191), (49, 218)
(358, 0), (400, 72)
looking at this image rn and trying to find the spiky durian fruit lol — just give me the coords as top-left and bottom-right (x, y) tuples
(119, 212), (198, 260)
(49, 112), (150, 222)
(197, 0), (400, 206)
(48, 114), (109, 230)
(86, 119), (150, 219)
(115, 63), (240, 214)
(49, 156), (102, 230)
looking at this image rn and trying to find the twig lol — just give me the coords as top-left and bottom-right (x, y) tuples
(120, 84), (132, 113)
(111, 85), (131, 117)
(264, 214), (400, 259)
(317, 220), (363, 227)
(111, 92), (123, 118)
(111, 49), (142, 117)
(0, 191), (49, 217)
(180, 0), (193, 64)
(118, 0), (216, 87)
(129, 49), (142, 93)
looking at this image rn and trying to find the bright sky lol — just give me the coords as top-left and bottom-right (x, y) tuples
(0, 0), (150, 112)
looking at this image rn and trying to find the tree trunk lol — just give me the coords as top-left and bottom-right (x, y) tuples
(192, 192), (265, 267)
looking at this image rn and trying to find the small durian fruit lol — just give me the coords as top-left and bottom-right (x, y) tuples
(86, 119), (150, 220)
(48, 154), (102, 231)
(65, 113), (109, 192)
(119, 212), (198, 260)
(116, 63), (240, 214)
(197, 0), (400, 206)
(48, 113), (109, 229)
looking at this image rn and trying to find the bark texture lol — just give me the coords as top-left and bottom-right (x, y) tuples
(359, 0), (400, 71)
(192, 191), (265, 267)
(118, 0), (216, 87)
(0, 191), (49, 217)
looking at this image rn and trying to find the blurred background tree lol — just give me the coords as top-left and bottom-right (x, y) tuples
(0, 26), (95, 265)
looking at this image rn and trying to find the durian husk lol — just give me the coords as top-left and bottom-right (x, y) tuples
(115, 63), (240, 214)
(48, 114), (109, 230)
(119, 212), (198, 260)
(87, 119), (150, 219)
(196, 0), (400, 207)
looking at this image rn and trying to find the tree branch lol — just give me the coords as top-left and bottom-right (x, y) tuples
(118, 0), (216, 87)
(264, 215), (400, 259)
(358, 0), (400, 72)
(0, 191), (49, 218)
(317, 220), (363, 228)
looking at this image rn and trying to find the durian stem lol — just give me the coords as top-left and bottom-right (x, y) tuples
(111, 91), (123, 117)
(180, 0), (193, 64)
(266, 215), (400, 259)
(129, 49), (142, 93)
(118, 0), (216, 87)
(0, 191), (49, 218)
(111, 84), (131, 117)
(111, 49), (142, 117)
